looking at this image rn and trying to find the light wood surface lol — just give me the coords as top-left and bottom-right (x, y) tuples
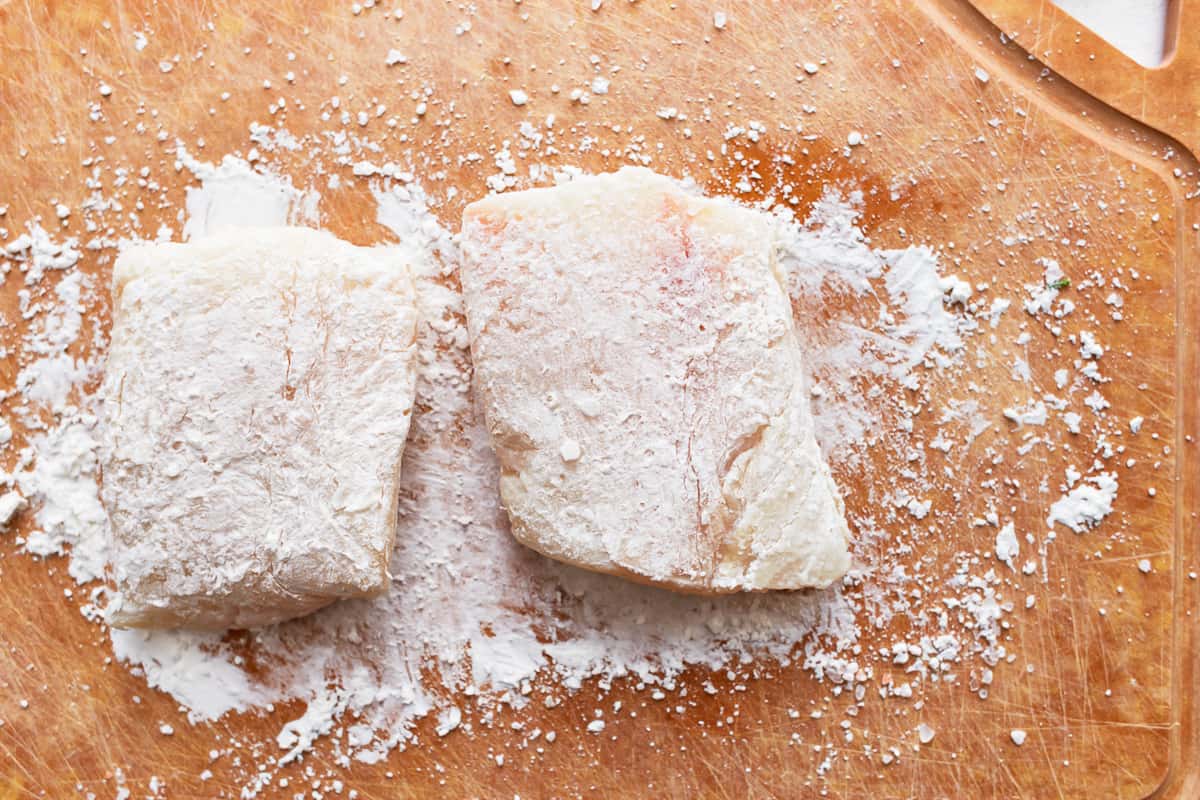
(976, 0), (1200, 155)
(1, 1), (1198, 797)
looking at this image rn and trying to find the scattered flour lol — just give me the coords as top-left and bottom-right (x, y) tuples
(17, 415), (108, 584)
(994, 523), (1019, 568)
(110, 628), (264, 723)
(0, 112), (1140, 790)
(176, 146), (319, 240)
(0, 491), (26, 528)
(774, 190), (974, 453)
(1047, 472), (1119, 533)
(1003, 400), (1048, 428)
(2, 223), (81, 284)
(5, 173), (920, 766)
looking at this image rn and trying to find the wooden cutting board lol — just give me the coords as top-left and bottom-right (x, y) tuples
(1, 1), (1198, 797)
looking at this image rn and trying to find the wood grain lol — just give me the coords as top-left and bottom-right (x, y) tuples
(0, 1), (1197, 797)
(976, 0), (1200, 155)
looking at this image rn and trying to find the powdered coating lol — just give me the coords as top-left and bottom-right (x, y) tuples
(101, 227), (420, 629)
(460, 168), (851, 592)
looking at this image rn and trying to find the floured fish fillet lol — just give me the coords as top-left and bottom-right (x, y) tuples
(101, 227), (420, 629)
(460, 167), (851, 593)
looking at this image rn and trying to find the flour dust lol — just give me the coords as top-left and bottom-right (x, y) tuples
(0, 140), (1124, 789)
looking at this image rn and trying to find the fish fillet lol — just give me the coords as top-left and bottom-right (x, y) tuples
(101, 227), (419, 629)
(460, 168), (851, 593)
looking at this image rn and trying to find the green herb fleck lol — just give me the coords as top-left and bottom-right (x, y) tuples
(1048, 277), (1071, 290)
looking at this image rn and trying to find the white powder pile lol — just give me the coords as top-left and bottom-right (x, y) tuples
(178, 147), (318, 241)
